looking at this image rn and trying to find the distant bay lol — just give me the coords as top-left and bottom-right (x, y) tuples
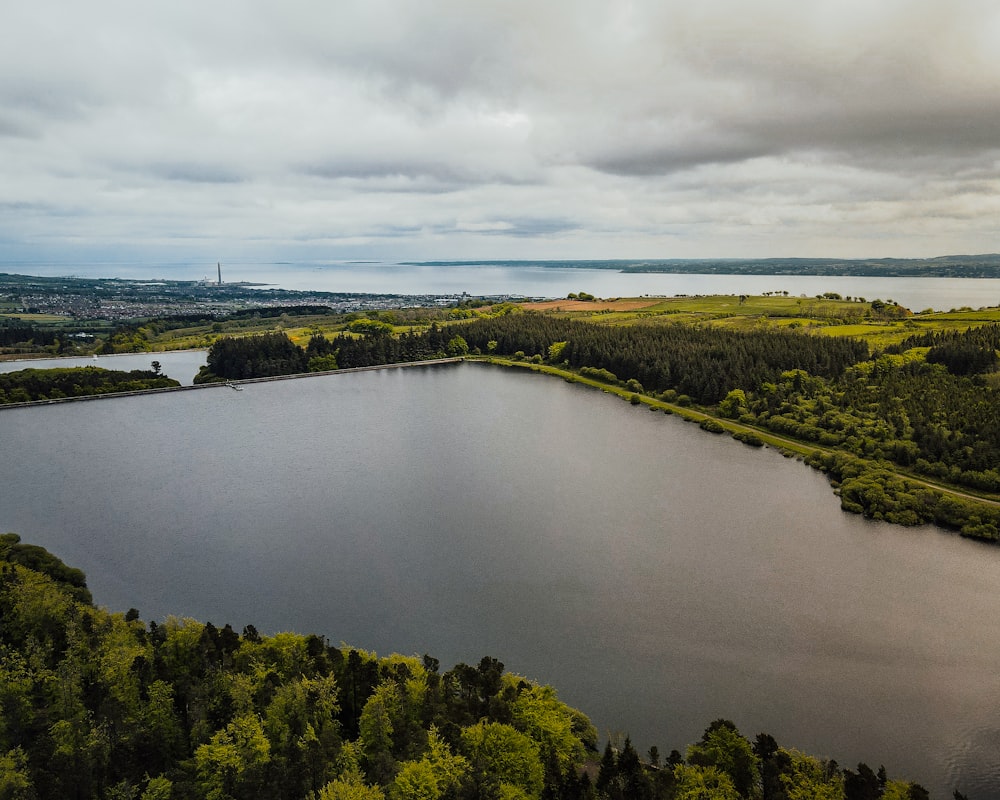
(6, 260), (1000, 311)
(244, 263), (1000, 312)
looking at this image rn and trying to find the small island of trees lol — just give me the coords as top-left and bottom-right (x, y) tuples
(0, 366), (179, 404)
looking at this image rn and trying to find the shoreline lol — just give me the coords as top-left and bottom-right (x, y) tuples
(0, 357), (465, 410)
(0, 348), (207, 364)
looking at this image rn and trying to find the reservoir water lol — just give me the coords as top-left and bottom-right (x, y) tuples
(1, 363), (998, 798)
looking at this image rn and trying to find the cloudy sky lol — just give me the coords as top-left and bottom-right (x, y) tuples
(3, 0), (1000, 264)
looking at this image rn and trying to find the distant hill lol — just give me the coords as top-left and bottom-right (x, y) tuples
(404, 254), (1000, 278)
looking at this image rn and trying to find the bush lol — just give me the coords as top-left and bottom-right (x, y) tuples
(580, 366), (619, 385)
(732, 431), (764, 447)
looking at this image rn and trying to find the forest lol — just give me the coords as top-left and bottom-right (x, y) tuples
(447, 315), (869, 403)
(194, 315), (868, 403)
(0, 535), (945, 800)
(0, 367), (179, 404)
(193, 326), (467, 383)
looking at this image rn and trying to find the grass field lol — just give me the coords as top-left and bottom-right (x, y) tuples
(6, 294), (1000, 358)
(0, 312), (70, 322)
(517, 295), (1000, 349)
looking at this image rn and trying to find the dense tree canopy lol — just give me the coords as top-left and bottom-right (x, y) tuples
(0, 539), (945, 800)
(0, 319), (60, 348)
(450, 315), (868, 403)
(202, 332), (310, 380)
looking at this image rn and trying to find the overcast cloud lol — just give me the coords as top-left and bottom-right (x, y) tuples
(2, 0), (1000, 262)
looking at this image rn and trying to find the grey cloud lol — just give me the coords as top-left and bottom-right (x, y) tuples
(536, 2), (1000, 181)
(474, 217), (579, 238)
(304, 159), (471, 183)
(3, 0), (1000, 259)
(586, 138), (776, 177)
(0, 115), (38, 139)
(301, 158), (537, 193)
(148, 163), (247, 184)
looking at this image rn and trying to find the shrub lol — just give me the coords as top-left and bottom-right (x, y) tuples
(580, 366), (619, 385)
(732, 431), (764, 447)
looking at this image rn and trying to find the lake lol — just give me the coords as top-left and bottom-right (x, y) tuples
(1, 363), (998, 798)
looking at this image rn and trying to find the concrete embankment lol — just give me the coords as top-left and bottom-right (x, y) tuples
(0, 358), (465, 410)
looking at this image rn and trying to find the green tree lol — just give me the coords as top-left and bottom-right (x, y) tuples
(390, 728), (468, 800)
(309, 354), (339, 372)
(140, 775), (173, 800)
(461, 722), (543, 800)
(446, 336), (469, 357)
(264, 674), (341, 795)
(672, 764), (741, 800)
(547, 341), (567, 362)
(359, 681), (402, 785)
(0, 747), (34, 799)
(195, 713), (272, 799)
(315, 776), (387, 800)
(348, 319), (395, 336)
(686, 720), (759, 799)
(779, 749), (842, 800)
(718, 389), (749, 419)
(509, 681), (588, 774)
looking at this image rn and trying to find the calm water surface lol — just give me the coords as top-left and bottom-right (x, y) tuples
(239, 263), (1000, 313)
(1, 363), (998, 798)
(11, 259), (1000, 311)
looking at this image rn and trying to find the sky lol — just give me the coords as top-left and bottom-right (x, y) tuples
(3, 0), (1000, 265)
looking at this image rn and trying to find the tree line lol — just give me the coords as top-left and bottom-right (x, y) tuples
(0, 319), (60, 348)
(0, 536), (947, 800)
(196, 315), (868, 401)
(195, 326), (469, 382)
(887, 323), (1000, 376)
(448, 315), (868, 403)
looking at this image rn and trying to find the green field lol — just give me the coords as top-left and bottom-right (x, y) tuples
(519, 295), (1000, 350)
